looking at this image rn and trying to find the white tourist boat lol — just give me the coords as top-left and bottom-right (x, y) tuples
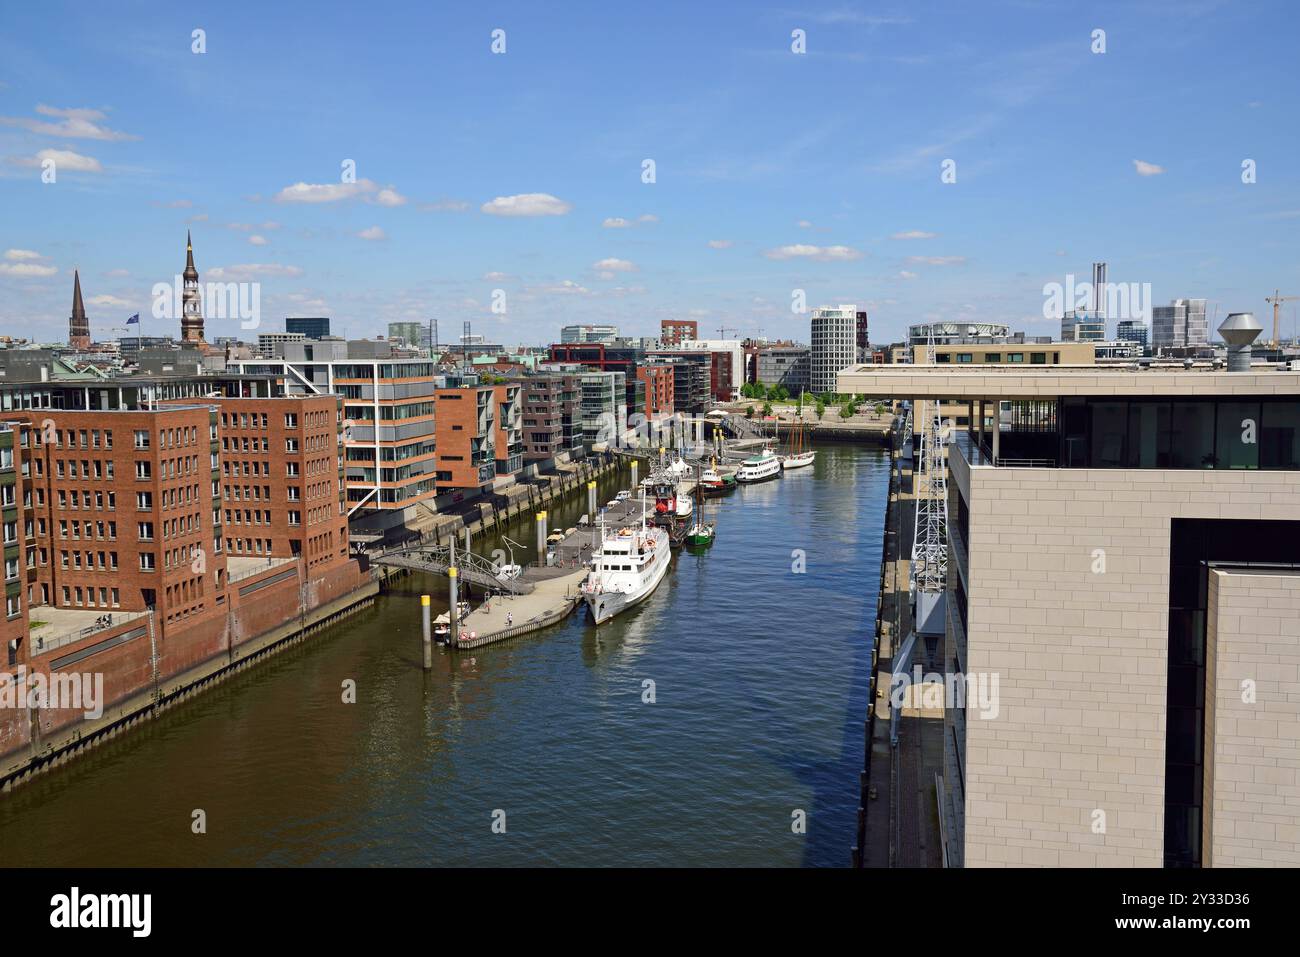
(735, 447), (782, 483)
(675, 491), (694, 519)
(581, 503), (672, 625)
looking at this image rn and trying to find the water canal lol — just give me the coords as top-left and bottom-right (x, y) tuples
(0, 444), (889, 867)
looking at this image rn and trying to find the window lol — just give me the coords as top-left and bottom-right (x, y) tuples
(1030, 352), (1047, 364)
(285, 414), (298, 428)
(956, 353), (973, 364)
(134, 430), (150, 449)
(140, 553), (156, 571)
(1008, 353), (1024, 363)
(984, 353), (1001, 363)
(135, 461), (151, 479)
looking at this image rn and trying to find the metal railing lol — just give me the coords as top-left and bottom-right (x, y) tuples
(32, 608), (150, 656)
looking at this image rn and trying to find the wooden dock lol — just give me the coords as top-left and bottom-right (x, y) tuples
(453, 566), (589, 648)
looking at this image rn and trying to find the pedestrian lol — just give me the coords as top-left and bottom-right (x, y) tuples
(506, 612), (513, 627)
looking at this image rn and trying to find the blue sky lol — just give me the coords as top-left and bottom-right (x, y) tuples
(1, 0), (1298, 347)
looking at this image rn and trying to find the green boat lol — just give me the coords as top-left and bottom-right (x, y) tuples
(685, 522), (715, 547)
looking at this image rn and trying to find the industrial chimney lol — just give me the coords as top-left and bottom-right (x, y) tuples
(1218, 312), (1262, 372)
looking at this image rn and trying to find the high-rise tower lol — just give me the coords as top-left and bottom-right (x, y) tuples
(181, 231), (204, 343)
(68, 269), (90, 349)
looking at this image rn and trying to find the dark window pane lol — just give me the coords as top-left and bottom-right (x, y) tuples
(1217, 401), (1260, 469)
(1090, 401), (1127, 467)
(1261, 401), (1300, 468)
(1168, 402), (1216, 469)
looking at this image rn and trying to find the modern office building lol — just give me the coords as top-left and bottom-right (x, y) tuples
(434, 385), (498, 492)
(811, 305), (859, 394)
(908, 341), (1095, 366)
(560, 324), (618, 344)
(1060, 312), (1106, 343)
(755, 346), (811, 394)
(579, 371), (627, 445)
(636, 364), (675, 419)
(230, 349), (440, 518)
(518, 374), (583, 462)
(493, 382), (524, 477)
(257, 332), (307, 357)
(672, 339), (743, 399)
(856, 310), (870, 362)
(286, 317), (331, 340)
(1152, 299), (1210, 353)
(839, 354), (1300, 869)
(387, 322), (431, 352)
(660, 319), (697, 348)
(1116, 320), (1150, 353)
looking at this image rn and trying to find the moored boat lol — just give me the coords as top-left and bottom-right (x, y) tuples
(580, 515), (672, 625)
(735, 446), (782, 483)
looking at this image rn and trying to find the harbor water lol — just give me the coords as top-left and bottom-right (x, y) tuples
(0, 444), (889, 867)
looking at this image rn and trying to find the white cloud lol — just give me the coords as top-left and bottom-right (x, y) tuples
(248, 235), (269, 246)
(798, 219), (813, 228)
(602, 217), (631, 228)
(4, 249), (42, 262)
(9, 148), (102, 172)
(89, 294), (132, 308)
(906, 255), (966, 266)
(103, 268), (131, 278)
(357, 226), (387, 241)
(638, 214), (659, 224)
(207, 263), (303, 280)
(483, 271), (512, 281)
(592, 258), (636, 273)
(707, 240), (733, 249)
(273, 178), (402, 204)
(480, 193), (572, 217)
(764, 244), (862, 262)
(0, 262), (58, 277)
(890, 230), (937, 240)
(898, 270), (919, 280)
(0, 104), (137, 141)
(1133, 159), (1165, 176)
(535, 280), (591, 295)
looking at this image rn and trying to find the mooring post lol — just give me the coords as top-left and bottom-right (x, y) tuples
(421, 594), (433, 668)
(536, 510), (547, 565)
(464, 524), (471, 558)
(630, 458), (638, 491)
(587, 480), (596, 520)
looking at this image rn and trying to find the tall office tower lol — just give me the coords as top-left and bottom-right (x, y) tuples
(1092, 262), (1108, 319)
(180, 231), (204, 343)
(856, 310), (870, 361)
(810, 305), (858, 394)
(68, 270), (90, 350)
(286, 316), (330, 339)
(1152, 299), (1210, 352)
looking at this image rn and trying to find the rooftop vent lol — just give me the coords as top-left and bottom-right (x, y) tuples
(1219, 312), (1262, 371)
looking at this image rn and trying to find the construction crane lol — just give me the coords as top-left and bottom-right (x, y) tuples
(1267, 291), (1299, 348)
(716, 326), (739, 339)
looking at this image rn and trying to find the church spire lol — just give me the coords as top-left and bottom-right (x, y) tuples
(69, 269), (90, 349)
(180, 231), (204, 342)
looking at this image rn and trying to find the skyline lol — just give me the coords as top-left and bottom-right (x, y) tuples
(2, 1), (1299, 347)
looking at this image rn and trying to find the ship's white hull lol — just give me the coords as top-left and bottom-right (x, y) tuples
(735, 461), (781, 482)
(781, 451), (816, 469)
(584, 538), (671, 625)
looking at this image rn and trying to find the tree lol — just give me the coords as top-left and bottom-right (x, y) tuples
(745, 405), (754, 419)
(815, 399), (825, 421)
(840, 401), (858, 420)
(762, 400), (773, 418)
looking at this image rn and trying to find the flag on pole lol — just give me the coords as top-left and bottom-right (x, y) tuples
(126, 313), (139, 324)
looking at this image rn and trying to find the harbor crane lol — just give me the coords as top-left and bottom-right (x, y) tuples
(1266, 290), (1299, 348)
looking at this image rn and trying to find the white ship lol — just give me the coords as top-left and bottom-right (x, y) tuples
(735, 447), (782, 483)
(675, 490), (694, 519)
(581, 512), (672, 625)
(781, 450), (816, 470)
